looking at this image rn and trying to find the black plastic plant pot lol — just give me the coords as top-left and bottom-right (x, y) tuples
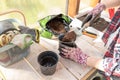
(58, 34), (77, 57)
(38, 51), (58, 75)
(58, 34), (77, 47)
(92, 76), (102, 80)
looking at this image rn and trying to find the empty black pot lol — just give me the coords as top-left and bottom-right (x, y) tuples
(38, 51), (58, 75)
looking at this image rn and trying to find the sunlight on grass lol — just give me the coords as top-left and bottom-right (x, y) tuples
(0, 0), (66, 26)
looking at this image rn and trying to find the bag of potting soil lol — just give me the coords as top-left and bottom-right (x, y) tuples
(38, 14), (72, 39)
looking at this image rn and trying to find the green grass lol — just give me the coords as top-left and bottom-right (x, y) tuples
(0, 0), (66, 26)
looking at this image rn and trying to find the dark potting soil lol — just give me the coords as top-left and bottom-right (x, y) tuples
(58, 31), (77, 57)
(61, 31), (76, 42)
(47, 19), (66, 34)
(78, 14), (109, 32)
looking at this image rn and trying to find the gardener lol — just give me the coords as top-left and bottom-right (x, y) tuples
(59, 0), (120, 80)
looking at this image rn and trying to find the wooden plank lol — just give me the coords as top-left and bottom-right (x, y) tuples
(68, 0), (80, 17)
(75, 36), (103, 57)
(39, 36), (104, 80)
(26, 42), (77, 80)
(37, 62), (77, 80)
(0, 59), (42, 80)
(60, 37), (103, 80)
(81, 68), (97, 80)
(60, 57), (92, 80)
(78, 35), (107, 55)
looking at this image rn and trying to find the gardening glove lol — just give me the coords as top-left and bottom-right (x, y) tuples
(89, 3), (106, 17)
(18, 26), (40, 43)
(10, 34), (33, 49)
(59, 43), (89, 65)
(88, 3), (106, 24)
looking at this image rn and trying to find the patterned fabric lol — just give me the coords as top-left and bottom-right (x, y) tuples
(89, 3), (106, 17)
(102, 7), (120, 80)
(59, 43), (89, 65)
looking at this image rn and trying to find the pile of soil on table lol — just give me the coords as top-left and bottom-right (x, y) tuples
(78, 14), (109, 32)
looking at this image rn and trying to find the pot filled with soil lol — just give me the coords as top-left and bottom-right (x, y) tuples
(58, 31), (77, 57)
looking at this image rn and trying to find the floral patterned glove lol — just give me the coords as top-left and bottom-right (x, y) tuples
(88, 3), (106, 25)
(89, 3), (106, 17)
(59, 43), (89, 65)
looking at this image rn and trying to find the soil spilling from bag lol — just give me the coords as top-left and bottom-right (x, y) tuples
(47, 19), (67, 35)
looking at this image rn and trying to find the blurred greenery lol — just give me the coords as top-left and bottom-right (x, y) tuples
(0, 0), (66, 26)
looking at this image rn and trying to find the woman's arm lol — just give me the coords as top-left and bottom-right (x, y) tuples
(86, 57), (104, 71)
(87, 56), (120, 76)
(87, 28), (120, 76)
(101, 0), (120, 9)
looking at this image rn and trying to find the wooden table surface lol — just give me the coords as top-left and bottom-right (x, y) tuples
(0, 35), (107, 80)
